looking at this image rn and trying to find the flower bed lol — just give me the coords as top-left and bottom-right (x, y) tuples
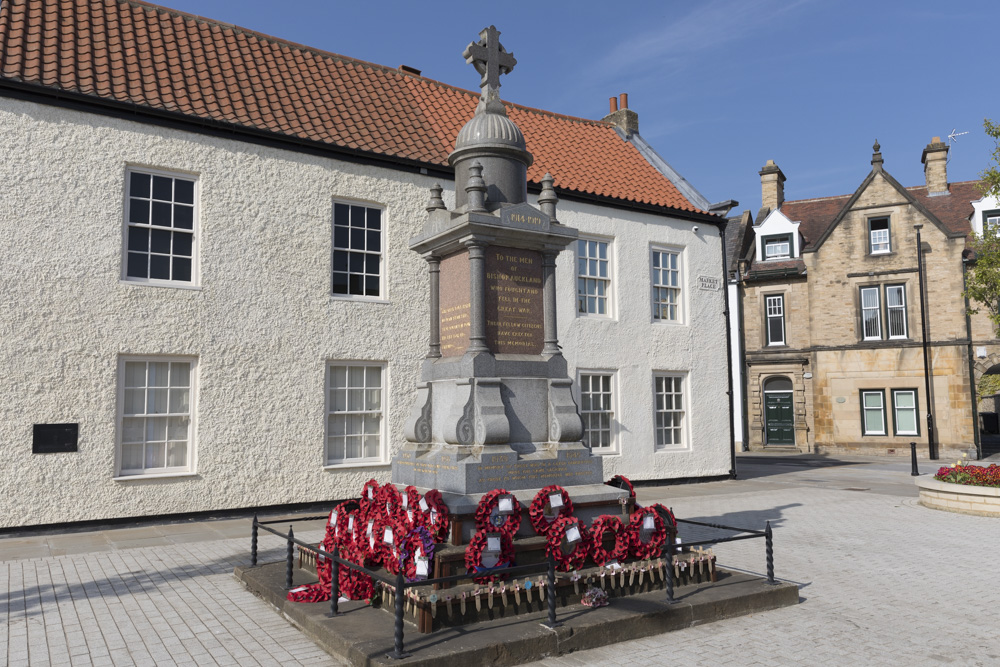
(916, 466), (1000, 517)
(933, 463), (1000, 487)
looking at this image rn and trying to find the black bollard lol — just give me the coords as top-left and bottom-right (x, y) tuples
(664, 538), (675, 603)
(250, 513), (258, 567)
(329, 546), (340, 617)
(910, 442), (919, 476)
(388, 568), (409, 659)
(285, 526), (295, 589)
(765, 521), (775, 584)
(545, 551), (561, 628)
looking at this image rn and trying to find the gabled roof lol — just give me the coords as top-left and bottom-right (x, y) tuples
(780, 179), (983, 251)
(0, 0), (711, 216)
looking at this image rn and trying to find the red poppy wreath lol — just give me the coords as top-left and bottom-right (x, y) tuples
(421, 489), (450, 543)
(464, 529), (515, 584)
(545, 516), (590, 571)
(528, 485), (574, 536)
(337, 543), (376, 601)
(360, 478), (381, 517)
(396, 525), (436, 582)
(588, 514), (629, 566)
(605, 474), (636, 499)
(474, 488), (522, 537)
(399, 485), (427, 529)
(628, 506), (667, 560)
(378, 483), (403, 521)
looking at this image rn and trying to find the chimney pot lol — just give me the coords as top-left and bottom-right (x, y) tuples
(921, 136), (949, 194)
(609, 96), (618, 113)
(619, 93), (628, 109)
(759, 160), (786, 211)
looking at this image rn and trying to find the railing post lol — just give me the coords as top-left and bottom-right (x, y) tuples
(329, 546), (340, 617)
(765, 521), (775, 584)
(664, 538), (675, 603)
(250, 513), (259, 567)
(388, 568), (409, 659)
(910, 442), (919, 476)
(285, 526), (295, 590)
(545, 551), (560, 628)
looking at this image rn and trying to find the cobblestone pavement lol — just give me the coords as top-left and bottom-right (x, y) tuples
(3, 456), (998, 666)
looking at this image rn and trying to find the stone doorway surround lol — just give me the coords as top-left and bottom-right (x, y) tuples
(746, 360), (811, 452)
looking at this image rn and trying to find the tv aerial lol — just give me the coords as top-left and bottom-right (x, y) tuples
(947, 128), (968, 163)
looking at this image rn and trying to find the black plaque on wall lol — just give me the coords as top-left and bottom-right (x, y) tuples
(32, 424), (79, 453)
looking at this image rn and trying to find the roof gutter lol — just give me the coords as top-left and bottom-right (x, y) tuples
(0, 78), (723, 224)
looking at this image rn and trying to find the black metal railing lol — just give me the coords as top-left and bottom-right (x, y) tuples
(249, 510), (777, 659)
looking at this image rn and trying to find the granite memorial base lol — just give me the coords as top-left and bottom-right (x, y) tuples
(235, 560), (799, 666)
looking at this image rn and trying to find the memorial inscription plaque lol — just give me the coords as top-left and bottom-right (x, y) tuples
(485, 246), (543, 354)
(439, 251), (471, 357)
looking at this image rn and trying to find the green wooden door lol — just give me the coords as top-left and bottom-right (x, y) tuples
(765, 392), (795, 445)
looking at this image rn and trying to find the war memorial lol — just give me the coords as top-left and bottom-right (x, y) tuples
(236, 27), (798, 665)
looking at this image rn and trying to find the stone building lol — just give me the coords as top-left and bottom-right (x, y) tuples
(735, 137), (1000, 458)
(0, 0), (735, 530)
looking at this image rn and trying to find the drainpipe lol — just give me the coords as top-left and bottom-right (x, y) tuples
(962, 259), (983, 460)
(737, 265), (749, 452)
(720, 225), (737, 478)
(915, 224), (938, 459)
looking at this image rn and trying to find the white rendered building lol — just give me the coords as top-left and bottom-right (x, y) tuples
(0, 0), (735, 530)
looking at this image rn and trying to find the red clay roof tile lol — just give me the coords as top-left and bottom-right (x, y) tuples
(0, 0), (705, 213)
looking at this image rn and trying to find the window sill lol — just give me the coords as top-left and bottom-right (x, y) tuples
(655, 447), (690, 454)
(766, 343), (787, 347)
(323, 461), (391, 470)
(652, 319), (685, 326)
(330, 295), (389, 305)
(120, 279), (202, 291)
(589, 449), (620, 457)
(113, 471), (199, 481)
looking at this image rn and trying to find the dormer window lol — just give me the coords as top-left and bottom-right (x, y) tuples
(868, 217), (890, 254)
(984, 210), (1000, 236)
(763, 235), (791, 260)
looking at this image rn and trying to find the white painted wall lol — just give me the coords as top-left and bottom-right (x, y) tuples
(728, 281), (744, 446)
(970, 195), (1000, 235)
(754, 209), (801, 259)
(0, 97), (731, 529)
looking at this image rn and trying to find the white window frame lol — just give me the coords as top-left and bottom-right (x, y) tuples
(764, 236), (791, 260)
(122, 166), (199, 288)
(576, 237), (613, 317)
(332, 200), (386, 301)
(860, 286), (882, 340)
(653, 372), (688, 452)
(984, 210), (1000, 236)
(765, 294), (785, 346)
(861, 390), (887, 436)
(325, 361), (387, 467)
(892, 389), (919, 436)
(116, 356), (197, 478)
(885, 284), (908, 339)
(577, 370), (618, 455)
(868, 217), (891, 254)
(651, 246), (683, 324)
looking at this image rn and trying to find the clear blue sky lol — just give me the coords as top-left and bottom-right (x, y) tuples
(166, 0), (997, 215)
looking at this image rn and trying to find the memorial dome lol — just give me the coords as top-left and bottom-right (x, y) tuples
(453, 109), (526, 152)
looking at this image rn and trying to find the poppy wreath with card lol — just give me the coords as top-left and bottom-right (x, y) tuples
(422, 489), (450, 543)
(329, 499), (360, 548)
(287, 514), (340, 603)
(360, 479), (381, 517)
(359, 513), (384, 565)
(474, 488), (522, 537)
(399, 485), (427, 529)
(464, 529), (515, 584)
(545, 516), (590, 571)
(605, 474), (636, 499)
(370, 515), (402, 574)
(587, 514), (629, 566)
(628, 506), (667, 560)
(378, 483), (403, 522)
(338, 543), (376, 601)
(397, 525), (436, 582)
(647, 503), (677, 529)
(529, 485), (574, 536)
(338, 507), (363, 552)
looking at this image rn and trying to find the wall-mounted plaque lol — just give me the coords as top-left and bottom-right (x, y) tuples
(32, 423), (79, 453)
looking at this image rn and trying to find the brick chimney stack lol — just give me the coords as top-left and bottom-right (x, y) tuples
(921, 136), (949, 194)
(759, 160), (786, 211)
(601, 93), (639, 135)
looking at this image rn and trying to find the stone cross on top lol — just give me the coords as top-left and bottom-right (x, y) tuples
(463, 25), (516, 110)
